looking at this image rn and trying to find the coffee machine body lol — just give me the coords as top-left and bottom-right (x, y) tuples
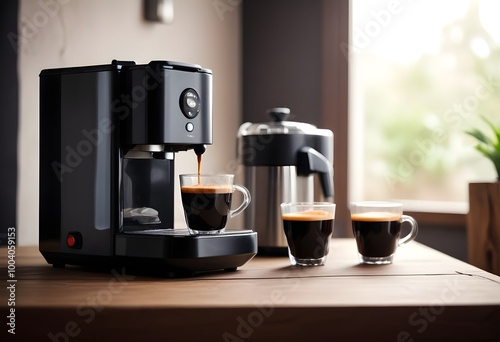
(39, 60), (257, 275)
(238, 108), (334, 255)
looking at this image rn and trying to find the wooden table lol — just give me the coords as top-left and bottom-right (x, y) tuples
(1, 239), (500, 341)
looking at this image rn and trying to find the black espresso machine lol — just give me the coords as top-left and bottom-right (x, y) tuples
(39, 60), (257, 276)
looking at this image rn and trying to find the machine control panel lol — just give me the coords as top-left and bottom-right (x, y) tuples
(180, 88), (200, 119)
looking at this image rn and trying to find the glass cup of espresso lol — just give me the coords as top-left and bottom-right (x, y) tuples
(350, 201), (418, 265)
(280, 202), (336, 266)
(180, 174), (251, 235)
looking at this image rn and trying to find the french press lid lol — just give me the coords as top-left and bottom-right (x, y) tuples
(238, 107), (325, 136)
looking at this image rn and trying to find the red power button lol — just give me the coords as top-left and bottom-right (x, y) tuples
(67, 235), (76, 247)
(66, 232), (82, 249)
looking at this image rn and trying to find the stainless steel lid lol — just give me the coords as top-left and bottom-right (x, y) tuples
(238, 107), (331, 137)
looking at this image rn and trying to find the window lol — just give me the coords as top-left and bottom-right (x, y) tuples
(349, 0), (500, 213)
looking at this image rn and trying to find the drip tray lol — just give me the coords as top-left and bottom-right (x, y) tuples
(115, 229), (257, 276)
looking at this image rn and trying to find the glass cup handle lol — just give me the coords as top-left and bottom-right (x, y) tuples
(229, 185), (251, 218)
(398, 215), (419, 246)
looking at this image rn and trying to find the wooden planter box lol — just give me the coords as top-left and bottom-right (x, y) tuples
(467, 182), (500, 275)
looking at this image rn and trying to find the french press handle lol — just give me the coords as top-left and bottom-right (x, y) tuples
(297, 146), (334, 199)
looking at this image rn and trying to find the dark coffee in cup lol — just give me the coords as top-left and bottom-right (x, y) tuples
(282, 210), (334, 260)
(351, 213), (402, 257)
(181, 185), (233, 232)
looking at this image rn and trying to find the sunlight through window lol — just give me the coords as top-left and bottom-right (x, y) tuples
(349, 0), (500, 213)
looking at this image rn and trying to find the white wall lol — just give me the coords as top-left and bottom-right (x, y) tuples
(18, 0), (243, 245)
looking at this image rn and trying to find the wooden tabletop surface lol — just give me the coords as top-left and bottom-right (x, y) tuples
(1, 239), (500, 341)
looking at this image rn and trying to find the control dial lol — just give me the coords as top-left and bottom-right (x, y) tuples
(180, 88), (201, 119)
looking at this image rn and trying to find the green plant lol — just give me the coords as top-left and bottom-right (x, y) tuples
(466, 116), (500, 180)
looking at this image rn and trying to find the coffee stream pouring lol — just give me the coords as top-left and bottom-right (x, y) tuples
(238, 107), (334, 255)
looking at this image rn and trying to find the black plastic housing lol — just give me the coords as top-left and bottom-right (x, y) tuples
(240, 133), (333, 167)
(39, 64), (120, 258)
(120, 61), (212, 149)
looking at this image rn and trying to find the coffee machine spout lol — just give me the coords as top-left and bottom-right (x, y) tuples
(194, 144), (206, 156)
